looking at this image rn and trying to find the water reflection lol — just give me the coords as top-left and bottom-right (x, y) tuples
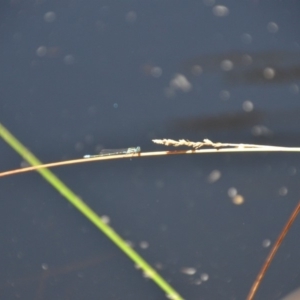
(182, 51), (300, 85)
(172, 109), (300, 141)
(228, 66), (300, 85)
(174, 110), (263, 132)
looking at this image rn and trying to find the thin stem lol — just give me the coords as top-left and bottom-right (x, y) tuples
(1, 146), (300, 177)
(246, 200), (300, 300)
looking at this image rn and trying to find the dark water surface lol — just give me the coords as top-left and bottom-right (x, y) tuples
(1, 1), (300, 299)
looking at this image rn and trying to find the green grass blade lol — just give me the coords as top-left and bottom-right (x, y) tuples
(0, 123), (184, 300)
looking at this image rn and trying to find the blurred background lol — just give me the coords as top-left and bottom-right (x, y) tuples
(1, 1), (300, 299)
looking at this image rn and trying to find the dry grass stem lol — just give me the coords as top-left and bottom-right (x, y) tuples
(1, 139), (300, 178)
(246, 200), (300, 300)
(152, 138), (292, 150)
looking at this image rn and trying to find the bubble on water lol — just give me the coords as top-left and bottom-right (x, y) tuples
(220, 59), (233, 71)
(242, 100), (254, 112)
(155, 180), (165, 189)
(232, 194), (244, 205)
(208, 170), (221, 183)
(125, 11), (137, 23)
(251, 125), (272, 137)
(113, 103), (118, 108)
(289, 84), (299, 94)
(41, 263), (49, 270)
(200, 273), (209, 281)
(262, 239), (271, 248)
(101, 215), (110, 224)
(241, 33), (252, 44)
(63, 54), (75, 65)
(126, 240), (134, 248)
(193, 278), (202, 285)
(139, 241), (149, 249)
(170, 74), (192, 92)
(219, 90), (230, 101)
(212, 5), (229, 17)
(278, 186), (288, 196)
(263, 67), (276, 79)
(44, 11), (56, 23)
(181, 267), (197, 275)
(155, 262), (163, 270)
(191, 65), (203, 76)
(228, 187), (237, 198)
(288, 167), (297, 176)
(150, 66), (162, 78)
(242, 54), (253, 65)
(267, 22), (279, 33)
(36, 46), (47, 57)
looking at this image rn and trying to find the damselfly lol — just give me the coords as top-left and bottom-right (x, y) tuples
(83, 147), (141, 158)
